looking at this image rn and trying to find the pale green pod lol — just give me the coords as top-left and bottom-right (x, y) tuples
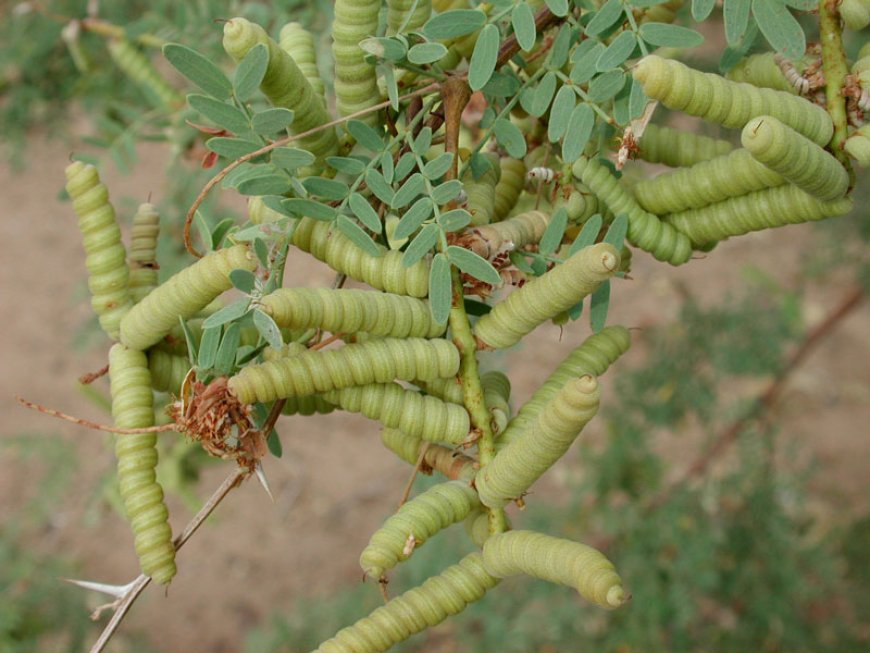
(109, 344), (176, 585)
(381, 426), (423, 464)
(291, 218), (430, 297)
(844, 125), (870, 167)
(572, 156), (693, 265)
(323, 382), (471, 444)
(313, 552), (498, 653)
(840, 0), (870, 30)
(482, 530), (626, 608)
(637, 124), (733, 168)
(248, 196), (285, 225)
(465, 210), (551, 260)
(638, 0), (682, 24)
(462, 153), (501, 226)
(278, 22), (326, 101)
(266, 341), (338, 416)
(494, 157), (527, 221)
(228, 337), (460, 404)
(332, 0), (382, 127)
(664, 185), (854, 247)
(107, 38), (182, 108)
(633, 55), (833, 146)
(128, 203), (160, 302)
(481, 370), (511, 436)
(433, 0), (468, 10)
(120, 244), (256, 351)
(360, 481), (479, 578)
(742, 116), (850, 201)
(416, 377), (465, 404)
(65, 161), (134, 340)
(259, 288), (445, 338)
(387, 0), (432, 34)
(148, 348), (190, 395)
(475, 243), (620, 350)
(726, 52), (797, 94)
(632, 149), (786, 215)
(475, 376), (600, 508)
(464, 509), (491, 547)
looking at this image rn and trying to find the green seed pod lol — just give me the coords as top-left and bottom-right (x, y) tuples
(267, 342), (339, 416)
(664, 185), (854, 247)
(107, 38), (182, 108)
(463, 509), (499, 547)
(572, 156), (693, 265)
(464, 210), (551, 260)
(222, 18), (338, 167)
(148, 348), (190, 395)
(494, 157), (527, 221)
(475, 376), (600, 508)
(120, 244), (256, 351)
(726, 52), (798, 95)
(844, 125), (870, 167)
(632, 149), (786, 215)
(323, 382), (470, 444)
(475, 243), (620, 350)
(481, 370), (511, 435)
(415, 377), (465, 404)
(462, 153), (501, 226)
(381, 426), (423, 464)
(313, 552), (498, 653)
(291, 218), (430, 297)
(109, 344), (175, 585)
(742, 116), (850, 201)
(637, 124), (733, 168)
(638, 0), (683, 24)
(247, 196), (284, 225)
(840, 0), (870, 30)
(128, 203), (160, 302)
(482, 530), (626, 608)
(360, 480), (479, 578)
(387, 0), (432, 34)
(229, 337), (460, 404)
(259, 288), (445, 339)
(633, 55), (833, 146)
(332, 0), (382, 127)
(278, 22), (326, 101)
(65, 161), (134, 340)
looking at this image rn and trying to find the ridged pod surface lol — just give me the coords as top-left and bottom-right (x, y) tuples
(638, 0), (683, 24)
(664, 185), (854, 246)
(292, 218), (430, 297)
(222, 18), (338, 166)
(259, 287), (445, 338)
(572, 157), (693, 265)
(416, 376), (464, 403)
(632, 148), (785, 215)
(323, 382), (470, 444)
(494, 158), (527, 220)
(741, 116), (849, 201)
(633, 55), (833, 146)
(148, 348), (189, 395)
(248, 196), (284, 225)
(332, 0), (381, 126)
(109, 344), (176, 584)
(107, 39), (182, 108)
(465, 210), (550, 260)
(120, 244), (256, 351)
(462, 153), (501, 226)
(381, 426), (422, 464)
(268, 344), (338, 416)
(128, 203), (160, 302)
(481, 370), (511, 435)
(637, 124), (733, 168)
(387, 0), (432, 34)
(725, 52), (797, 94)
(845, 124), (870, 166)
(313, 553), (498, 653)
(359, 481), (480, 578)
(475, 243), (620, 350)
(65, 161), (134, 340)
(840, 0), (870, 30)
(475, 376), (600, 508)
(229, 338), (460, 404)
(482, 530), (626, 608)
(278, 22), (325, 101)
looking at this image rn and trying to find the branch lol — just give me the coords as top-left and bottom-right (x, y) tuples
(819, 0), (855, 176)
(15, 396), (178, 435)
(496, 6), (559, 69)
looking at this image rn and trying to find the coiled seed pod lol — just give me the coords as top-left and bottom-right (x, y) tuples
(278, 22), (326, 101)
(462, 153), (501, 226)
(267, 342), (338, 416)
(462, 210), (551, 260)
(638, 0), (683, 24)
(109, 344), (175, 584)
(381, 426), (423, 464)
(128, 203), (160, 302)
(844, 124), (870, 167)
(248, 196), (285, 225)
(107, 38), (182, 108)
(259, 288), (445, 338)
(65, 161), (134, 340)
(637, 124), (733, 168)
(726, 52), (798, 94)
(291, 218), (430, 297)
(572, 156), (693, 265)
(633, 55), (833, 146)
(148, 348), (189, 395)
(360, 481), (479, 578)
(663, 185), (854, 247)
(482, 530), (626, 608)
(387, 0), (432, 34)
(494, 158), (527, 221)
(229, 337), (460, 404)
(840, 0), (870, 30)
(120, 244), (256, 351)
(332, 0), (382, 126)
(481, 370), (511, 435)
(741, 116), (849, 201)
(475, 243), (620, 350)
(416, 376), (464, 404)
(313, 552), (498, 653)
(476, 376), (600, 508)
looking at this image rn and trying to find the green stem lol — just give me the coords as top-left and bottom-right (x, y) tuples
(818, 0), (854, 177)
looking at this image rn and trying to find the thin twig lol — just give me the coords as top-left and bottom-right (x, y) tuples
(310, 333), (344, 351)
(78, 364), (109, 385)
(15, 396), (178, 434)
(496, 6), (559, 69)
(399, 443), (431, 507)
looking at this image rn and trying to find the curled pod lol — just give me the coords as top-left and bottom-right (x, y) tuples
(387, 0), (432, 34)
(572, 156), (693, 265)
(313, 552), (498, 653)
(632, 148), (785, 215)
(128, 203), (160, 302)
(475, 243), (620, 350)
(323, 382), (470, 444)
(332, 0), (382, 127)
(844, 125), (870, 167)
(476, 376), (600, 508)
(632, 55), (833, 146)
(223, 18), (338, 167)
(261, 343), (339, 415)
(247, 196), (285, 225)
(360, 481), (480, 578)
(148, 348), (190, 395)
(381, 426), (422, 464)
(663, 184), (854, 247)
(840, 0), (870, 30)
(107, 38), (182, 109)
(259, 287), (445, 339)
(109, 344), (176, 585)
(291, 218), (429, 297)
(278, 22), (326, 101)
(416, 377), (464, 404)
(638, 0), (683, 23)
(725, 52), (798, 95)
(500, 325), (629, 443)
(120, 244), (256, 351)
(481, 370), (511, 436)
(482, 530), (626, 608)
(463, 508), (512, 547)
(637, 124), (733, 168)
(494, 158), (527, 221)
(228, 337), (460, 404)
(462, 153), (501, 226)
(381, 427), (478, 481)
(742, 116), (850, 201)
(463, 210), (551, 260)
(65, 161), (134, 340)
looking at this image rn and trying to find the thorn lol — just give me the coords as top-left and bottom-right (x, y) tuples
(254, 462), (274, 502)
(62, 577), (138, 598)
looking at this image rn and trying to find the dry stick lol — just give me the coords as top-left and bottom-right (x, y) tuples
(90, 467), (248, 653)
(398, 442), (431, 507)
(495, 5), (559, 69)
(79, 364), (109, 385)
(183, 82), (440, 257)
(818, 0), (854, 176)
(15, 396), (178, 435)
